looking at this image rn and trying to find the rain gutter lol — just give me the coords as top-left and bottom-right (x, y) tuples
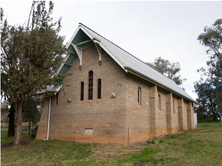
(125, 66), (196, 103)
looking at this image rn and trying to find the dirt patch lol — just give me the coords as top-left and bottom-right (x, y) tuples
(1, 141), (14, 149)
(89, 136), (169, 162)
(1, 139), (42, 151)
(90, 140), (149, 162)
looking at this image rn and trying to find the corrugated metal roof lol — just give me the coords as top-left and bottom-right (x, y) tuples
(65, 23), (195, 102)
(37, 85), (62, 95)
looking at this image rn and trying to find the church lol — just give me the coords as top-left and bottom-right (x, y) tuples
(36, 23), (195, 145)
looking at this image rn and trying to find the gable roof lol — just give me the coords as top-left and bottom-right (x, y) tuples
(58, 23), (195, 102)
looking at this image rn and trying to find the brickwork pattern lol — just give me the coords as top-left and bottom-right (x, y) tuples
(37, 42), (127, 144)
(36, 98), (49, 140)
(36, 42), (195, 144)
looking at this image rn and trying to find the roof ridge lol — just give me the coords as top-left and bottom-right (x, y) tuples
(79, 23), (149, 63)
(79, 23), (174, 83)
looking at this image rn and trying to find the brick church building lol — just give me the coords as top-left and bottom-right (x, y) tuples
(36, 23), (195, 144)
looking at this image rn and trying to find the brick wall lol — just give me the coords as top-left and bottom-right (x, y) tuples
(125, 73), (195, 144)
(36, 42), (195, 144)
(37, 42), (127, 144)
(126, 73), (152, 143)
(36, 98), (49, 140)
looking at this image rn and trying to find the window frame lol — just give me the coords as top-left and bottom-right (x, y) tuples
(56, 92), (59, 105)
(158, 94), (161, 110)
(88, 71), (93, 100)
(97, 78), (102, 99)
(80, 81), (84, 101)
(173, 99), (175, 114)
(138, 87), (141, 105)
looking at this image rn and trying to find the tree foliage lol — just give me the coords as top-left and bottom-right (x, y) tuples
(1, 1), (65, 145)
(198, 19), (222, 79)
(146, 57), (186, 86)
(1, 101), (9, 124)
(194, 79), (218, 121)
(23, 96), (42, 135)
(0, 7), (4, 22)
(195, 18), (222, 121)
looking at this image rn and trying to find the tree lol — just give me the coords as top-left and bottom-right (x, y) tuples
(8, 103), (15, 137)
(1, 1), (65, 145)
(194, 78), (219, 121)
(0, 7), (3, 22)
(197, 18), (222, 121)
(22, 96), (41, 135)
(146, 57), (186, 86)
(1, 100), (15, 137)
(1, 101), (9, 127)
(195, 105), (208, 122)
(198, 19), (222, 79)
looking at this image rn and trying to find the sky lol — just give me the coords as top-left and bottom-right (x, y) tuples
(1, 0), (222, 100)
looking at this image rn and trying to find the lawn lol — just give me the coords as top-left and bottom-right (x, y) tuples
(1, 122), (222, 166)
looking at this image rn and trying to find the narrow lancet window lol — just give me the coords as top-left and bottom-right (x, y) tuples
(158, 94), (161, 110)
(88, 71), (93, 100)
(98, 79), (102, 99)
(138, 87), (141, 105)
(56, 92), (59, 105)
(173, 99), (175, 113)
(80, 81), (84, 101)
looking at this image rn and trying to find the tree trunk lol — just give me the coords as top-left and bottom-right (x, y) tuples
(8, 103), (15, 137)
(14, 100), (23, 145)
(212, 112), (217, 121)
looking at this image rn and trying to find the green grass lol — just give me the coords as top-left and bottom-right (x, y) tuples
(1, 134), (98, 166)
(1, 130), (30, 144)
(1, 122), (222, 166)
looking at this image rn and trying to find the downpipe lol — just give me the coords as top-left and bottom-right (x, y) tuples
(43, 97), (51, 140)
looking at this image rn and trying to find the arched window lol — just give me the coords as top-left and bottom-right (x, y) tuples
(88, 71), (93, 100)
(173, 99), (175, 114)
(138, 87), (141, 105)
(56, 92), (59, 105)
(158, 94), (161, 110)
(97, 79), (102, 99)
(80, 81), (84, 101)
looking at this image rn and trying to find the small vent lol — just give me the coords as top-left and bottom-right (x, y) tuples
(85, 128), (93, 135)
(110, 92), (116, 98)
(67, 98), (71, 103)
